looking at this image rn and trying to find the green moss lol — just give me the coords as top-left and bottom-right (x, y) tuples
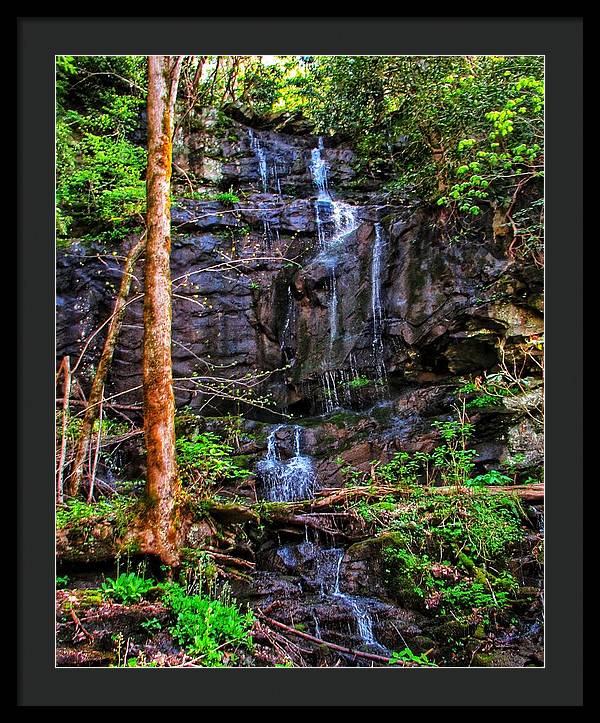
(329, 411), (362, 428)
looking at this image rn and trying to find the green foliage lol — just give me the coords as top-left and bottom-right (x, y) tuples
(457, 374), (515, 410)
(354, 495), (397, 523)
(56, 411), (130, 444)
(56, 498), (114, 528)
(140, 617), (162, 633)
(213, 190), (241, 206)
(383, 547), (434, 601)
(389, 647), (437, 667)
(101, 572), (155, 605)
(347, 375), (371, 389)
(377, 451), (423, 486)
(438, 580), (512, 616)
(56, 56), (147, 244)
(56, 575), (69, 589)
(387, 491), (525, 566)
(467, 469), (513, 487)
(382, 490), (524, 628)
(56, 496), (137, 535)
(160, 582), (254, 666)
(124, 656), (157, 668)
(176, 432), (252, 492)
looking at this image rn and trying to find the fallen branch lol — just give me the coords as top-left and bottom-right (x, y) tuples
(205, 550), (255, 570)
(67, 236), (146, 498)
(256, 611), (413, 667)
(69, 608), (94, 641)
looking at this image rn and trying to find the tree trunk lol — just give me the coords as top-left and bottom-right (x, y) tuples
(142, 56), (183, 567)
(66, 236), (145, 498)
(56, 356), (71, 503)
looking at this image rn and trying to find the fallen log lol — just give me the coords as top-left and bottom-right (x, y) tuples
(313, 482), (544, 507)
(255, 611), (415, 666)
(427, 483), (544, 503)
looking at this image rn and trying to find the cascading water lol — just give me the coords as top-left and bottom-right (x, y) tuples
(310, 137), (329, 198)
(309, 138), (359, 406)
(329, 271), (338, 348)
(328, 548), (385, 650)
(257, 425), (315, 502)
(248, 129), (269, 192)
(280, 284), (295, 353)
(276, 543), (386, 650)
(371, 222), (388, 389)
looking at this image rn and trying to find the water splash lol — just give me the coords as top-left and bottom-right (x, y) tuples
(257, 425), (315, 502)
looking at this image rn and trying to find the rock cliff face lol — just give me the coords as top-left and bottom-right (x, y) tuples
(56, 110), (544, 666)
(57, 110), (543, 472)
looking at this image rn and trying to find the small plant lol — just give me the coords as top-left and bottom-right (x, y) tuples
(377, 451), (427, 486)
(213, 189), (240, 206)
(348, 375), (371, 389)
(467, 469), (513, 487)
(56, 496), (136, 534)
(56, 575), (69, 589)
(176, 432), (252, 493)
(388, 647), (437, 667)
(101, 572), (155, 605)
(431, 412), (477, 486)
(140, 617), (162, 634)
(439, 581), (511, 616)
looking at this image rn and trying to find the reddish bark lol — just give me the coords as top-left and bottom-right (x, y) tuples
(142, 56), (183, 567)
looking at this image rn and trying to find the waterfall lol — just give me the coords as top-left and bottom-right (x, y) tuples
(280, 284), (295, 352)
(329, 269), (338, 347)
(247, 129), (269, 192)
(257, 425), (315, 502)
(371, 223), (388, 388)
(310, 138), (329, 198)
(321, 369), (340, 414)
(309, 139), (359, 377)
(314, 547), (386, 651)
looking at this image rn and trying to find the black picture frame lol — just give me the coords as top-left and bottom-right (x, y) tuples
(18, 16), (582, 707)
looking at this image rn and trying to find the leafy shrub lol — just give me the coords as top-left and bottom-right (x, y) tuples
(389, 647), (437, 667)
(467, 469), (513, 487)
(160, 583), (254, 666)
(176, 432), (252, 491)
(101, 573), (155, 605)
(439, 581), (511, 615)
(140, 617), (162, 633)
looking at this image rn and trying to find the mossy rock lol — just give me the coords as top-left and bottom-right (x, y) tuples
(328, 411), (362, 428)
(346, 531), (406, 561)
(434, 619), (471, 642)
